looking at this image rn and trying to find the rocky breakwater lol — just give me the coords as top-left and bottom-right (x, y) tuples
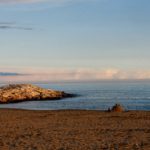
(0, 84), (74, 103)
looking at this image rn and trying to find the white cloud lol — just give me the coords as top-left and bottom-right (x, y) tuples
(0, 68), (150, 83)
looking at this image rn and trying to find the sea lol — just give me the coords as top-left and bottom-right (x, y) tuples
(0, 80), (150, 111)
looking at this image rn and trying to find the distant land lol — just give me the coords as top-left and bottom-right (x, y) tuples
(0, 72), (25, 76)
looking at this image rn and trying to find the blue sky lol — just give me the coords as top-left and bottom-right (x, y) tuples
(0, 0), (150, 81)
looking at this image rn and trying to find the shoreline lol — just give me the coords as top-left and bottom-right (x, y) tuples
(0, 109), (149, 149)
(0, 108), (150, 112)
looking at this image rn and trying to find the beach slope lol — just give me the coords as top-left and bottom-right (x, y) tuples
(0, 109), (150, 149)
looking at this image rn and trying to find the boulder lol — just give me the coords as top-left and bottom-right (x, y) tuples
(0, 84), (74, 103)
(108, 104), (124, 112)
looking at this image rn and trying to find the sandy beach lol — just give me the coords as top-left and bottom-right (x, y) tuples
(0, 109), (149, 150)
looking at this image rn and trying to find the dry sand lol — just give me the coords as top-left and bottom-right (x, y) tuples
(0, 109), (150, 150)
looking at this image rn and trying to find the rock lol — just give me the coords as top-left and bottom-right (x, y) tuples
(0, 84), (74, 103)
(109, 104), (124, 112)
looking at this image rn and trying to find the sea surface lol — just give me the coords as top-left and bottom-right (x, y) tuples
(0, 80), (150, 110)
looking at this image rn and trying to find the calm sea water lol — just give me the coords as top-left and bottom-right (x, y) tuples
(0, 80), (150, 110)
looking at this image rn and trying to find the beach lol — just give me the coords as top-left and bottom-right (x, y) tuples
(0, 109), (150, 150)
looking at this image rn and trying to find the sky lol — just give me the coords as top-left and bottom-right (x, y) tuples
(0, 0), (150, 82)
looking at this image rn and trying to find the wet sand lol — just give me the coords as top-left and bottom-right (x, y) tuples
(0, 109), (150, 150)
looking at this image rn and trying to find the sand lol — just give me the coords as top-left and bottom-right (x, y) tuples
(0, 109), (150, 150)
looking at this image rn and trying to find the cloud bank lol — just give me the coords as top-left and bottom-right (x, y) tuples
(0, 68), (150, 83)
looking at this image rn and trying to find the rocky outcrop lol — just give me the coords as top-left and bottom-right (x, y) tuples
(0, 84), (74, 103)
